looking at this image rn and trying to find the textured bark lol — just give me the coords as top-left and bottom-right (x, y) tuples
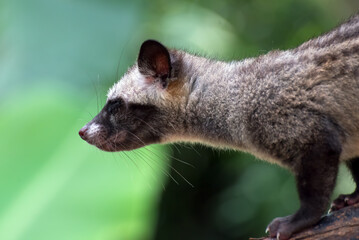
(251, 203), (359, 240)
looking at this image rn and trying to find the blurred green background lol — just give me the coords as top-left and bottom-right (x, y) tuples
(1, 0), (359, 239)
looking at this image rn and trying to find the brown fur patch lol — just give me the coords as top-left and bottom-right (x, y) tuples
(167, 78), (186, 98)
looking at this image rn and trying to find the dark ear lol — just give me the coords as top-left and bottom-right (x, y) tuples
(138, 40), (172, 88)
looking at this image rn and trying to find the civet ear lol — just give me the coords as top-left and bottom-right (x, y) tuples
(138, 40), (172, 88)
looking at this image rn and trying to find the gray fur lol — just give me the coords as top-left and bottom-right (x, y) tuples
(80, 15), (359, 239)
(150, 30), (359, 167)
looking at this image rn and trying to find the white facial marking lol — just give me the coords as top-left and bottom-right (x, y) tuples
(107, 66), (147, 103)
(88, 123), (101, 137)
(107, 65), (169, 107)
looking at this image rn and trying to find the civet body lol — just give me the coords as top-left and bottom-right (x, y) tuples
(80, 15), (359, 239)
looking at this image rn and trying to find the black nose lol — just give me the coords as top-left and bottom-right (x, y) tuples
(79, 126), (88, 140)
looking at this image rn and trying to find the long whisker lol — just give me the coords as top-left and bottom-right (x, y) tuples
(127, 130), (194, 168)
(97, 74), (104, 108)
(118, 151), (135, 185)
(181, 142), (201, 156)
(145, 145), (194, 168)
(116, 41), (129, 82)
(130, 116), (198, 168)
(109, 134), (149, 189)
(90, 75), (100, 113)
(119, 146), (153, 190)
(133, 150), (167, 190)
(132, 115), (197, 157)
(167, 142), (184, 156)
(136, 148), (181, 186)
(125, 131), (194, 187)
(124, 135), (180, 186)
(143, 148), (194, 187)
(132, 116), (163, 135)
(132, 149), (166, 189)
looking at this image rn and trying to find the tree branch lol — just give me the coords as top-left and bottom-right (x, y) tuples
(251, 203), (359, 240)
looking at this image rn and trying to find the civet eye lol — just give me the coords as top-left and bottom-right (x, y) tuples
(107, 100), (122, 114)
